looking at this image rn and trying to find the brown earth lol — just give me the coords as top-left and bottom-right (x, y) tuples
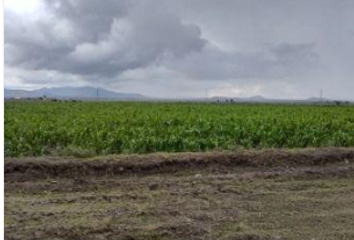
(5, 148), (354, 240)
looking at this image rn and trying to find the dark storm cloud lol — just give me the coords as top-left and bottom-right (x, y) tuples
(5, 0), (206, 78)
(4, 0), (320, 81)
(4, 0), (354, 99)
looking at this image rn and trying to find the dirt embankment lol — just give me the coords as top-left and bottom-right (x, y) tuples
(5, 148), (354, 179)
(5, 148), (354, 240)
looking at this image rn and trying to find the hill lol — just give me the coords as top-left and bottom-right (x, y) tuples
(4, 86), (146, 100)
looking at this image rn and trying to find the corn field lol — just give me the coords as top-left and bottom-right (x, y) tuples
(5, 101), (354, 157)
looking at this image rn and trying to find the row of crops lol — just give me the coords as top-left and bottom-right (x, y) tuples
(5, 101), (354, 157)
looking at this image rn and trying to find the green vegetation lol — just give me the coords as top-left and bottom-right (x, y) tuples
(5, 101), (354, 157)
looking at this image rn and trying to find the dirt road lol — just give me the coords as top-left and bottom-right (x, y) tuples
(5, 148), (354, 240)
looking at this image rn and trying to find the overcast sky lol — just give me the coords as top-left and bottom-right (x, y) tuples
(4, 0), (354, 99)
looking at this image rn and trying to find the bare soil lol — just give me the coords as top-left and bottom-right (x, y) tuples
(5, 148), (354, 240)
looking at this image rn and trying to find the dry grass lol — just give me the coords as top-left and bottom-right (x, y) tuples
(5, 148), (354, 240)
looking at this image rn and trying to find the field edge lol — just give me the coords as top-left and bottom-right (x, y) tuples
(5, 147), (354, 178)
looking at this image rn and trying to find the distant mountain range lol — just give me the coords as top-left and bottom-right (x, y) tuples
(4, 86), (350, 103)
(210, 95), (337, 103)
(4, 87), (147, 100)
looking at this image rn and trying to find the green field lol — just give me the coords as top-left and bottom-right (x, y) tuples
(5, 101), (354, 157)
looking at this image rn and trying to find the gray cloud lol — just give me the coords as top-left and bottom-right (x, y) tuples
(165, 42), (319, 81)
(5, 0), (206, 78)
(4, 0), (354, 99)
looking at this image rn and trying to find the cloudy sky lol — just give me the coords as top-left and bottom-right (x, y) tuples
(4, 0), (354, 99)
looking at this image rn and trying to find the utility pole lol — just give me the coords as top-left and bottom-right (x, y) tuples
(320, 89), (323, 103)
